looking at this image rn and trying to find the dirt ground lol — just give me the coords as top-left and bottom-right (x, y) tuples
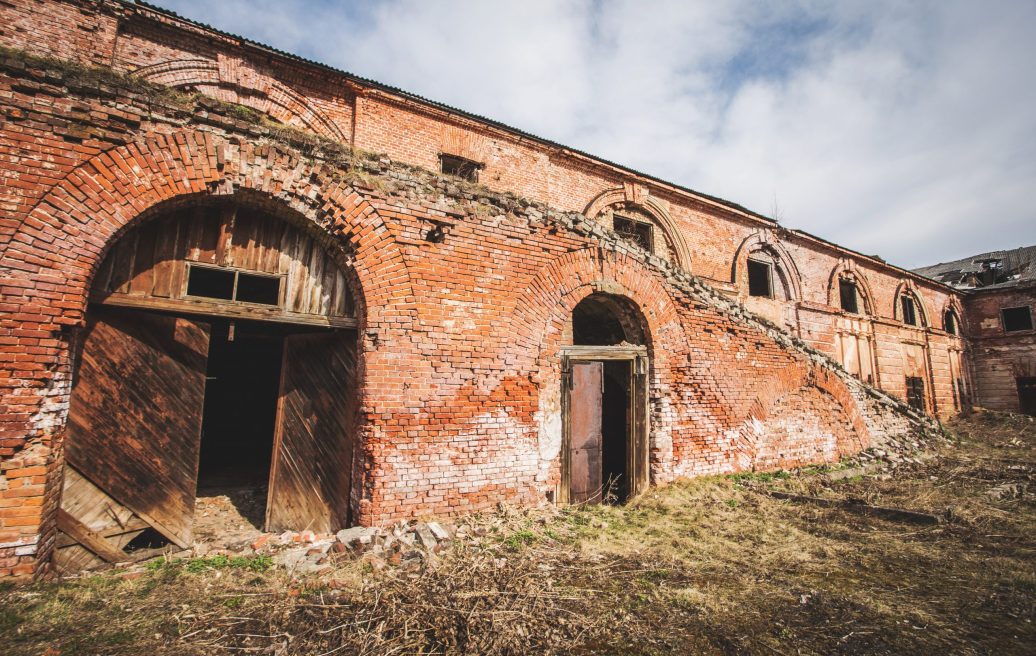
(2, 411), (1033, 655)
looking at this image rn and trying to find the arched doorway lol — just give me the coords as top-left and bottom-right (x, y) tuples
(56, 201), (360, 572)
(562, 294), (649, 505)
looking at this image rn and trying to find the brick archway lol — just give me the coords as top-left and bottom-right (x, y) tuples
(500, 247), (690, 485)
(132, 58), (349, 142)
(0, 130), (416, 575)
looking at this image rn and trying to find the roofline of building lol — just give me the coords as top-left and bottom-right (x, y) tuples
(117, 0), (956, 294)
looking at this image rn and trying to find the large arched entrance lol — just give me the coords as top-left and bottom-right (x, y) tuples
(562, 293), (650, 505)
(56, 200), (360, 572)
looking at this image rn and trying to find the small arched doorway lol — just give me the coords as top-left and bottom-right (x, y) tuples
(56, 200), (359, 572)
(562, 294), (650, 505)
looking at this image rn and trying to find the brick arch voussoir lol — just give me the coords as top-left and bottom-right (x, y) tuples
(505, 247), (687, 381)
(2, 130), (415, 328)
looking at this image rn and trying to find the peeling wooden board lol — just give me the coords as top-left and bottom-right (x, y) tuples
(66, 306), (210, 548)
(266, 331), (357, 534)
(570, 362), (604, 505)
(56, 509), (129, 564)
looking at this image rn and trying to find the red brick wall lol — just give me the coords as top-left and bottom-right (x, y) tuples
(964, 285), (1036, 411)
(0, 0), (951, 578)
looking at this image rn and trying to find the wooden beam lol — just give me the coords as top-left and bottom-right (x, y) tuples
(56, 508), (130, 564)
(90, 293), (358, 329)
(56, 518), (149, 549)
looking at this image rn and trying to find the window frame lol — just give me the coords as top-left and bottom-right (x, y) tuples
(900, 294), (919, 326)
(438, 153), (484, 182)
(838, 278), (860, 314)
(1001, 305), (1034, 333)
(943, 309), (959, 335)
(746, 258), (774, 299)
(905, 376), (926, 412)
(612, 214), (654, 252)
(184, 263), (285, 308)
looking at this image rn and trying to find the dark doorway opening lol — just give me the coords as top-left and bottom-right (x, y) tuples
(197, 319), (283, 492)
(1018, 377), (1036, 416)
(195, 318), (286, 532)
(601, 360), (632, 502)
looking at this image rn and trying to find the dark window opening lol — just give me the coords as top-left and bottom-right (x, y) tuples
(901, 295), (918, 326)
(573, 294), (645, 346)
(439, 153), (483, 182)
(613, 215), (653, 252)
(1017, 377), (1036, 416)
(905, 376), (925, 411)
(186, 265), (283, 307)
(236, 272), (281, 306)
(187, 266), (235, 300)
(944, 310), (958, 335)
(747, 259), (773, 298)
(839, 279), (859, 313)
(1002, 306), (1033, 332)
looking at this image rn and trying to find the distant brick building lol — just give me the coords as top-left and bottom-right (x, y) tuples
(915, 246), (1036, 415)
(0, 0), (989, 578)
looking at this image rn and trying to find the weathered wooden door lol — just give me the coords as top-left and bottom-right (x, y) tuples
(569, 361), (604, 504)
(266, 332), (356, 533)
(1018, 377), (1036, 416)
(59, 307), (210, 570)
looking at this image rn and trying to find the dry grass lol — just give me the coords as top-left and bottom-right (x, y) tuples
(2, 412), (1033, 655)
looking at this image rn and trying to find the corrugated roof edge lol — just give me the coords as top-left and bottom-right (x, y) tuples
(119, 0), (957, 294)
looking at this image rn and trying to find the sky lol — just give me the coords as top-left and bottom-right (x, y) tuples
(148, 0), (1036, 269)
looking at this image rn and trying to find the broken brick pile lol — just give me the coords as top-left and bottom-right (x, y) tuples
(256, 521), (455, 577)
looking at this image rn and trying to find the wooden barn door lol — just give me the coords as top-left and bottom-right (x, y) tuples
(568, 361), (604, 504)
(58, 307), (210, 571)
(266, 332), (356, 534)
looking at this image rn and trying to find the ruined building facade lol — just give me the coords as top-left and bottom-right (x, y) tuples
(0, 0), (1021, 578)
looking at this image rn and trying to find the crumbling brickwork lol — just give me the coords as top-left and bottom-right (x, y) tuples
(0, 0), (961, 578)
(964, 284), (1036, 412)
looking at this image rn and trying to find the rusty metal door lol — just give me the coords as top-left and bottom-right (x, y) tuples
(569, 361), (604, 504)
(266, 331), (356, 533)
(60, 306), (210, 569)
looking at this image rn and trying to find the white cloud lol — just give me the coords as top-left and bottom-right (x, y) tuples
(153, 0), (1036, 268)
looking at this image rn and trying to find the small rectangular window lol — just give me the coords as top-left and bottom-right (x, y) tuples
(613, 215), (653, 252)
(235, 272), (281, 306)
(839, 279), (858, 313)
(186, 265), (234, 300)
(1002, 306), (1033, 332)
(905, 376), (925, 411)
(747, 259), (773, 298)
(901, 295), (917, 326)
(439, 154), (483, 182)
(944, 310), (958, 335)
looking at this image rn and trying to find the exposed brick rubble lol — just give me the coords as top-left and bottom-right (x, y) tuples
(260, 521), (455, 577)
(0, 0), (978, 580)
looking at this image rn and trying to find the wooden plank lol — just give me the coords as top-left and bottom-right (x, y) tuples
(266, 331), (357, 533)
(57, 508), (130, 564)
(66, 307), (210, 548)
(569, 362), (604, 505)
(56, 518), (149, 548)
(127, 218), (159, 295)
(90, 293), (358, 328)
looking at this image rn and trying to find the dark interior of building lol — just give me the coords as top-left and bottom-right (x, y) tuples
(601, 360), (631, 502)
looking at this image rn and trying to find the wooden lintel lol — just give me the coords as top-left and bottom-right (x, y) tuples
(57, 508), (130, 564)
(561, 345), (648, 361)
(90, 293), (358, 329)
